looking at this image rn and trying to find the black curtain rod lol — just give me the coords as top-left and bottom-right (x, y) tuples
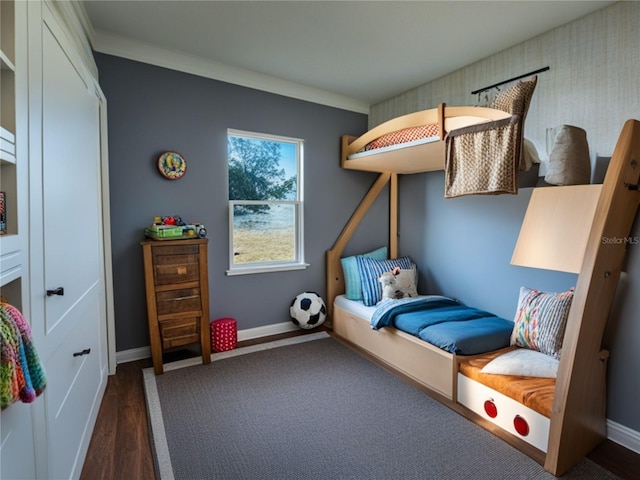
(471, 66), (550, 95)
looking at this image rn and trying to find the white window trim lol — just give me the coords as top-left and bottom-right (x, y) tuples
(226, 130), (306, 275)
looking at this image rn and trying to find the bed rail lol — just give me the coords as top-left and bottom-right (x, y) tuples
(341, 105), (511, 174)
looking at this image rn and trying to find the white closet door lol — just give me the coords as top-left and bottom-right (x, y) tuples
(42, 23), (101, 327)
(41, 18), (105, 480)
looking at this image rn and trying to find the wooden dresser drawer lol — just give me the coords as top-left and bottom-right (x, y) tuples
(153, 255), (200, 285)
(156, 287), (201, 315)
(152, 244), (199, 256)
(160, 317), (200, 349)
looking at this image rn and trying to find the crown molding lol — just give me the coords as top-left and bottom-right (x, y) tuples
(92, 30), (369, 114)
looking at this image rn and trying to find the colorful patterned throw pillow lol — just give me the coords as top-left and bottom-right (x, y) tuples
(356, 256), (415, 306)
(510, 286), (574, 359)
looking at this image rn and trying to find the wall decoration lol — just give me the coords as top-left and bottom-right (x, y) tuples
(157, 151), (187, 180)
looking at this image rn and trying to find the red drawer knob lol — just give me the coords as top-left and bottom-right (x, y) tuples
(484, 400), (498, 418)
(514, 415), (530, 436)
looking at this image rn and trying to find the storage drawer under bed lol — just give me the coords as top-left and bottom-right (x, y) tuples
(457, 373), (550, 452)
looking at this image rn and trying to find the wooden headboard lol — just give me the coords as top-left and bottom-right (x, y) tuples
(326, 172), (396, 319)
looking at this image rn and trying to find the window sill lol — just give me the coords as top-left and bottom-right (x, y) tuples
(226, 263), (310, 276)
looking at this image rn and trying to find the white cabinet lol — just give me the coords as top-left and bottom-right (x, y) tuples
(0, 0), (28, 304)
(1, 2), (37, 479)
(1, 1), (111, 479)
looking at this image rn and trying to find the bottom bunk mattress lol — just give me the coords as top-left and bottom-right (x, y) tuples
(335, 295), (513, 356)
(370, 296), (514, 355)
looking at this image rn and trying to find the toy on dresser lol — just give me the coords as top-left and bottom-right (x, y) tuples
(144, 215), (207, 240)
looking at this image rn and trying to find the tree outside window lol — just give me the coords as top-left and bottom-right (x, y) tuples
(227, 130), (305, 274)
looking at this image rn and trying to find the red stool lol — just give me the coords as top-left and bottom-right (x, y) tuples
(210, 318), (237, 352)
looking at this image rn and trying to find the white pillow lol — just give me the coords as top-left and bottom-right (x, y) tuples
(481, 348), (559, 378)
(395, 265), (418, 297)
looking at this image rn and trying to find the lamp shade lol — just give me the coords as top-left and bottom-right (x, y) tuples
(511, 184), (602, 273)
(544, 125), (591, 185)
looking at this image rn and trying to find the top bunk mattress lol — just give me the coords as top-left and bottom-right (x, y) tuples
(348, 124), (440, 160)
(334, 295), (513, 356)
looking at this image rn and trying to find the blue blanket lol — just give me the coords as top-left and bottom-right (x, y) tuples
(371, 296), (513, 355)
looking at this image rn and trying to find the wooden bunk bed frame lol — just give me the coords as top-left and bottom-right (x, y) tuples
(326, 118), (640, 476)
(341, 104), (511, 174)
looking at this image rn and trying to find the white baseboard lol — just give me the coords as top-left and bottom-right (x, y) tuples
(116, 345), (151, 364)
(115, 326), (640, 456)
(115, 321), (301, 365)
(607, 419), (640, 454)
(237, 321), (300, 341)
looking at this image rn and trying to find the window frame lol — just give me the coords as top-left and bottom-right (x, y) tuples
(226, 129), (307, 276)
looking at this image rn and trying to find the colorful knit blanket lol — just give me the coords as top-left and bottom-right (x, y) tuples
(1, 302), (47, 408)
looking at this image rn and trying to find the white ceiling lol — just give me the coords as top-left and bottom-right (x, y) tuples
(83, 1), (613, 109)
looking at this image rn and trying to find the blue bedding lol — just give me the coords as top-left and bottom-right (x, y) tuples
(371, 296), (513, 355)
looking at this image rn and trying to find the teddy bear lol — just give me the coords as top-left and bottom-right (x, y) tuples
(378, 266), (418, 300)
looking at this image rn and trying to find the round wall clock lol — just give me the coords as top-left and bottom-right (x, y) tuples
(157, 151), (187, 180)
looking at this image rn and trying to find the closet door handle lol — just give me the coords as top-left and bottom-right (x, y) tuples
(73, 348), (91, 357)
(46, 287), (64, 297)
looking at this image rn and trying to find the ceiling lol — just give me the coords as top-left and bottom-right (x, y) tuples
(83, 1), (613, 109)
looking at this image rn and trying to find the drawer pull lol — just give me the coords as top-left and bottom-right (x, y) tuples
(73, 348), (91, 357)
(513, 415), (530, 437)
(46, 287), (64, 297)
(172, 295), (199, 301)
(484, 399), (498, 418)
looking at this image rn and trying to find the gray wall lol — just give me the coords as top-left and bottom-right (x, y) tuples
(96, 53), (382, 352)
(377, 1), (640, 434)
(399, 174), (578, 318)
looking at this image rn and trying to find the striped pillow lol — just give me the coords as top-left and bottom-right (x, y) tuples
(356, 256), (415, 306)
(510, 286), (574, 359)
(340, 246), (388, 301)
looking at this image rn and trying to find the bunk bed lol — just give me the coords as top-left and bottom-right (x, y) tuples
(326, 83), (640, 474)
(342, 76), (538, 197)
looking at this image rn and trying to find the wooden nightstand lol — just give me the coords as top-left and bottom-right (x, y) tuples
(141, 238), (211, 374)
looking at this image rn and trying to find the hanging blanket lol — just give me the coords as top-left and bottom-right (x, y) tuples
(1, 302), (47, 408)
(444, 115), (523, 198)
(371, 296), (513, 355)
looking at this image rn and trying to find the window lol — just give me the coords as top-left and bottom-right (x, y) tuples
(226, 129), (306, 275)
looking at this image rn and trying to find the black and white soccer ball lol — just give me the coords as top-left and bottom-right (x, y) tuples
(289, 291), (327, 329)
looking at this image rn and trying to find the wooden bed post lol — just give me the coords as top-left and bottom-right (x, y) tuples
(390, 173), (398, 258)
(326, 172), (391, 319)
(545, 119), (640, 475)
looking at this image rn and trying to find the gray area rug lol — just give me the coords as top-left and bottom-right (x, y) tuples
(143, 332), (619, 480)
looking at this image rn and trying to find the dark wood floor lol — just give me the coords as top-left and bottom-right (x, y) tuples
(80, 332), (640, 480)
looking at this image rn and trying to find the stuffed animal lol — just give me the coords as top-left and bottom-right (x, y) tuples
(378, 267), (418, 300)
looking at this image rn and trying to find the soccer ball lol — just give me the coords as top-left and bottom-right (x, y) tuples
(289, 292), (327, 329)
